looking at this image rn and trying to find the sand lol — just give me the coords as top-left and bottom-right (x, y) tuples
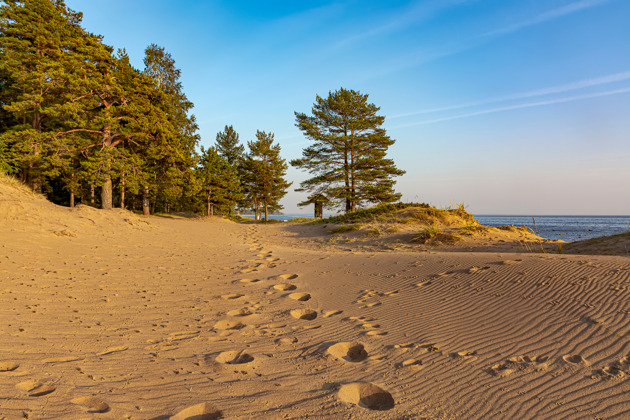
(1, 180), (630, 419)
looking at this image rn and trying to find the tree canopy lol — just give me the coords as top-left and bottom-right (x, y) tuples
(292, 87), (405, 213)
(0, 1), (305, 220)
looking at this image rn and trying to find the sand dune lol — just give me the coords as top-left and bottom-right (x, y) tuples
(1, 179), (630, 418)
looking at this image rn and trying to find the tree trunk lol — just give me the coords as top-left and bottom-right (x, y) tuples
(350, 130), (356, 212)
(69, 171), (75, 208)
(142, 186), (150, 215)
(264, 200), (268, 222)
(101, 175), (113, 210)
(29, 111), (42, 193)
(100, 122), (114, 210)
(254, 197), (259, 220)
(120, 175), (125, 209)
(90, 184), (95, 205)
(344, 157), (351, 213)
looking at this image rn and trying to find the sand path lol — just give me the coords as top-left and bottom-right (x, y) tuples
(1, 215), (630, 419)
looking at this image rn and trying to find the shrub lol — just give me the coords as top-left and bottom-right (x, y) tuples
(411, 225), (441, 243)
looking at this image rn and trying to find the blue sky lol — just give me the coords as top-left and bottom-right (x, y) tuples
(66, 0), (630, 215)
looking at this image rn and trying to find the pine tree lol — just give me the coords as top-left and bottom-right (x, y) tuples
(197, 146), (242, 216)
(215, 125), (244, 213)
(292, 88), (405, 213)
(142, 44), (199, 215)
(215, 125), (244, 167)
(0, 0), (87, 190)
(244, 130), (291, 221)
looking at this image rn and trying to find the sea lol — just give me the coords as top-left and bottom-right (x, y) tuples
(254, 214), (630, 243)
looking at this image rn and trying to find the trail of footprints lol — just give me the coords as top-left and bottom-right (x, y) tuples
(3, 237), (627, 418)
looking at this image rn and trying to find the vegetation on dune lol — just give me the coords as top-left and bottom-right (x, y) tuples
(329, 223), (361, 234)
(309, 202), (474, 226)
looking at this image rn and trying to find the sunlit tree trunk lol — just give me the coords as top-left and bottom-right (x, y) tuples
(142, 185), (150, 215)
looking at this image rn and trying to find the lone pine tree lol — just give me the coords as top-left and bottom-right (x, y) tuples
(292, 88), (405, 213)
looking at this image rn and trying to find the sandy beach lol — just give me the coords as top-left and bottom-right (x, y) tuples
(1, 180), (630, 419)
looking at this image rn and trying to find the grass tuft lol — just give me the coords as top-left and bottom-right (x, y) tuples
(411, 225), (441, 243)
(329, 223), (361, 234)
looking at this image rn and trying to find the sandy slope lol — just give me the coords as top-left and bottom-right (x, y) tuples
(1, 182), (630, 419)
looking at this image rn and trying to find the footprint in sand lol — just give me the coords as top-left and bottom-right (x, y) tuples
(328, 342), (368, 362)
(215, 350), (254, 364)
(416, 281), (432, 287)
(323, 310), (343, 318)
(97, 346), (128, 356)
(467, 266), (490, 274)
(359, 301), (382, 309)
(290, 309), (317, 320)
(0, 362), (19, 372)
(275, 337), (298, 345)
(361, 323), (381, 329)
(562, 354), (589, 366)
(288, 292), (311, 301)
(292, 324), (321, 331)
(239, 278), (260, 284)
(450, 351), (478, 361)
(166, 331), (200, 342)
(338, 382), (395, 410)
(42, 356), (82, 364)
(392, 343), (415, 350)
(507, 355), (549, 371)
(221, 293), (244, 300)
(227, 308), (252, 317)
(364, 330), (388, 337)
(489, 363), (514, 377)
(417, 343), (439, 353)
(71, 396), (110, 413)
(16, 380), (56, 397)
(348, 316), (375, 322)
(171, 403), (222, 420)
(269, 274), (299, 281)
(399, 358), (423, 368)
(214, 320), (245, 330)
(600, 364), (625, 380)
(274, 283), (297, 291)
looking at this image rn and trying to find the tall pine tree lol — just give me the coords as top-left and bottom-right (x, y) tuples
(215, 125), (244, 167)
(292, 88), (405, 213)
(142, 44), (199, 215)
(0, 0), (87, 190)
(244, 130), (291, 221)
(197, 146), (242, 216)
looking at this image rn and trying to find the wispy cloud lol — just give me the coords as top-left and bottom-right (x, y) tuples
(482, 0), (610, 38)
(391, 71), (630, 119)
(358, 0), (612, 83)
(335, 0), (473, 48)
(390, 87), (630, 128)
